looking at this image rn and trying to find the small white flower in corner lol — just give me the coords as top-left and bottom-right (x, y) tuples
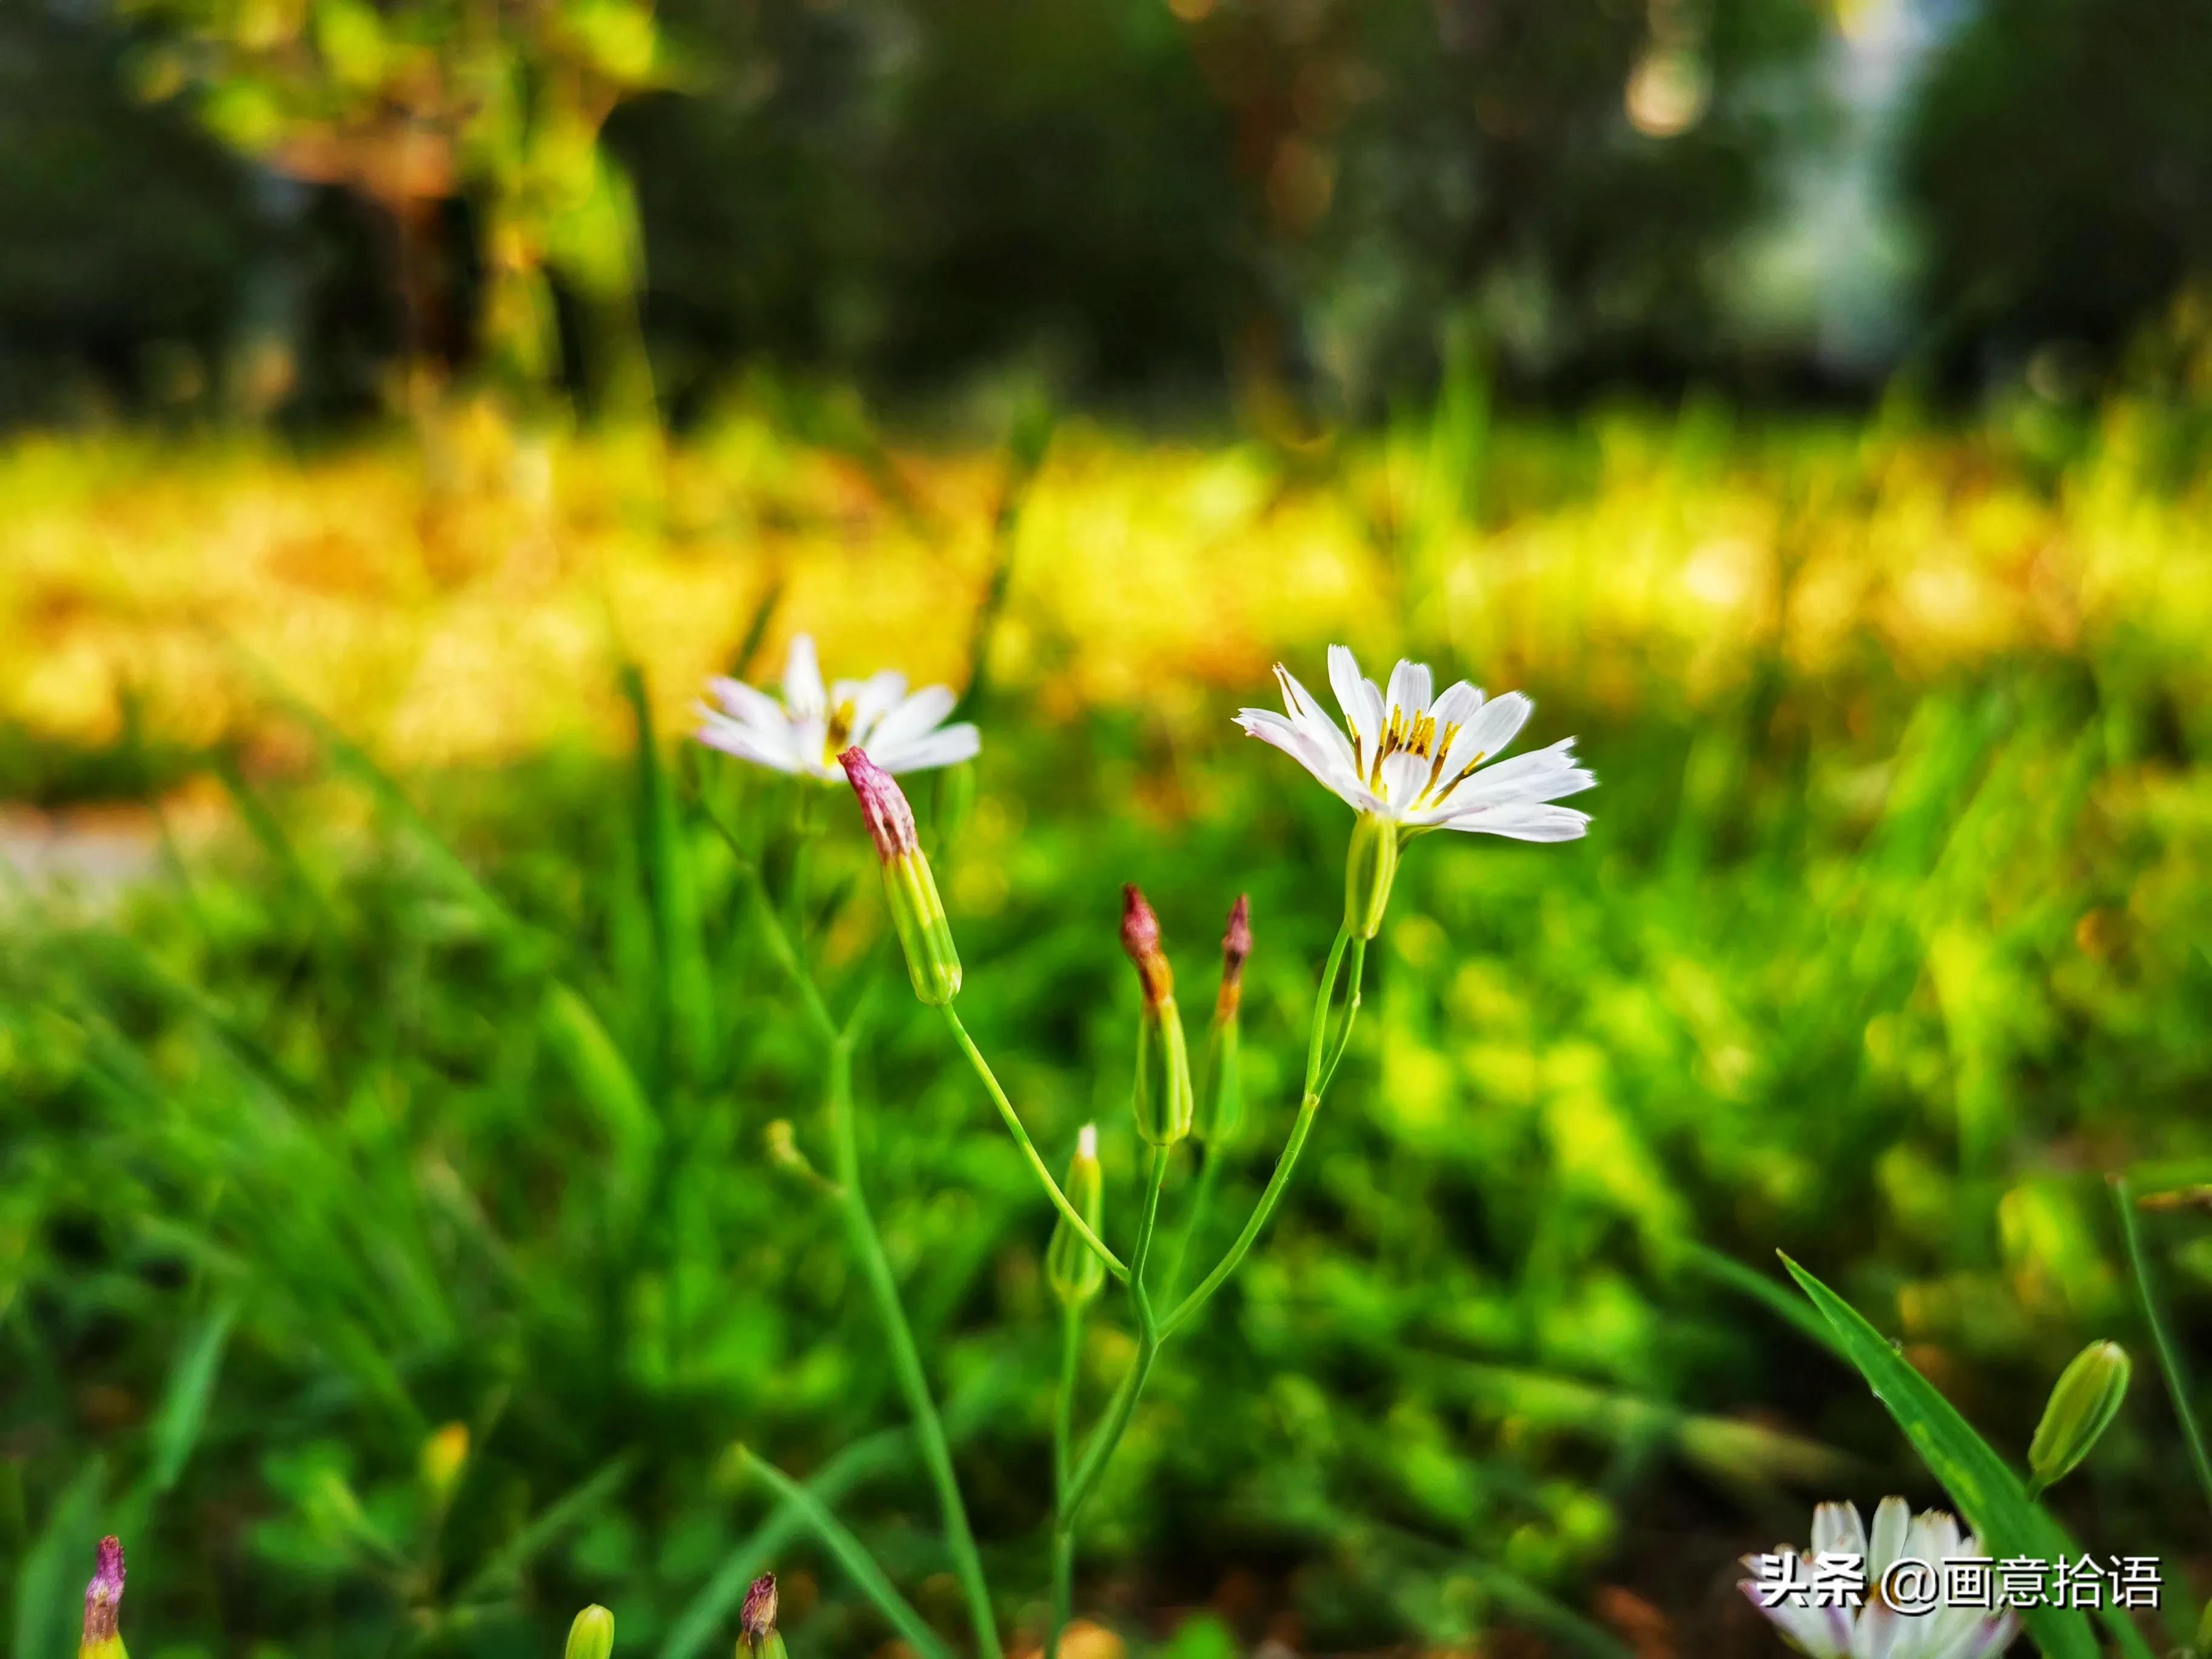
(697, 634), (980, 782)
(1739, 1496), (2020, 1659)
(1235, 645), (1595, 936)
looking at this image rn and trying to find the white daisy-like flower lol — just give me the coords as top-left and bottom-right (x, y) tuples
(1233, 645), (1594, 842)
(695, 634), (980, 782)
(1739, 1498), (2020, 1659)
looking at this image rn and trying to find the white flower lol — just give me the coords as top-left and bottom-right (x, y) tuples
(1740, 1498), (2020, 1659)
(1233, 645), (1594, 841)
(696, 635), (980, 782)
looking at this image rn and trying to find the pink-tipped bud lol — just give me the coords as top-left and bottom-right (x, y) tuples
(1217, 894), (1252, 1018)
(741, 1574), (779, 1644)
(840, 747), (960, 1003)
(838, 748), (919, 862)
(82, 1537), (124, 1654)
(1120, 885), (1173, 1008)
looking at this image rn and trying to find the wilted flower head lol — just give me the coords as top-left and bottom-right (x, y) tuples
(740, 1575), (779, 1645)
(1235, 645), (1593, 842)
(697, 634), (979, 782)
(840, 748), (960, 1004)
(1119, 885), (1173, 1009)
(1216, 894), (1252, 1016)
(81, 1537), (124, 1659)
(1740, 1498), (2018, 1659)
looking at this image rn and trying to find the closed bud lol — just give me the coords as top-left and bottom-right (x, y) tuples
(1122, 886), (1193, 1146)
(421, 1421), (469, 1503)
(840, 749), (960, 1004)
(567, 1606), (615, 1659)
(739, 1574), (787, 1659)
(2028, 1339), (2131, 1492)
(1343, 813), (1399, 940)
(1046, 1124), (1106, 1305)
(81, 1537), (126, 1659)
(1194, 896), (1250, 1144)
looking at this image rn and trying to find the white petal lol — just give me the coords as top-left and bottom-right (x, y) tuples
(1426, 741), (1596, 817)
(873, 723), (980, 773)
(1868, 1498), (1911, 1580)
(1236, 709), (1366, 808)
(865, 684), (958, 752)
(1740, 1567), (1853, 1659)
(705, 675), (790, 734)
(782, 634), (826, 719)
(1430, 679), (1484, 732)
(1379, 748), (1432, 813)
(1851, 1602), (1900, 1659)
(1272, 665), (1361, 778)
(697, 711), (805, 773)
(1439, 689), (1534, 777)
(1814, 1503), (1868, 1563)
(1386, 659), (1434, 722)
(1327, 645), (1386, 760)
(1441, 803), (1591, 842)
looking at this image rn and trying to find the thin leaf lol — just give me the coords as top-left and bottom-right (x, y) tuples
(149, 1301), (239, 1492)
(452, 1453), (637, 1604)
(1781, 1255), (2153, 1659)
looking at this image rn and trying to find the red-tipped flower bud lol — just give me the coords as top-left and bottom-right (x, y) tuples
(82, 1537), (125, 1659)
(1196, 895), (1250, 1144)
(1120, 885), (1174, 1008)
(1121, 884), (1193, 1145)
(1045, 1124), (1107, 1305)
(739, 1574), (787, 1659)
(839, 748), (960, 1004)
(1216, 893), (1252, 1019)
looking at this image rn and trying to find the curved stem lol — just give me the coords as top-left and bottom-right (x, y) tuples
(828, 1036), (1002, 1659)
(1046, 1302), (1084, 1659)
(742, 1450), (956, 1659)
(1058, 1147), (1170, 1527)
(942, 1004), (1130, 1282)
(1162, 932), (1365, 1339)
(1162, 1142), (1226, 1305)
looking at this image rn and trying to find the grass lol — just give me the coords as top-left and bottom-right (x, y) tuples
(2, 391), (2211, 1658)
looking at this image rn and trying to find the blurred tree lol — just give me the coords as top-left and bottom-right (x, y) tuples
(0, 0), (269, 422)
(121, 0), (673, 420)
(1902, 0), (2212, 381)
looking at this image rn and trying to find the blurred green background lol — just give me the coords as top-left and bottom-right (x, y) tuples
(5, 0), (2212, 1656)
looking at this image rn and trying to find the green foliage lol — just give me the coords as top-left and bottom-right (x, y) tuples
(4, 496), (2212, 1654)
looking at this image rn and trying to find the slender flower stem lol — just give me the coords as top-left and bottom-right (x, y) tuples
(1163, 932), (1365, 1338)
(1046, 1301), (1084, 1659)
(742, 1450), (957, 1659)
(2112, 1174), (2212, 1520)
(1058, 1147), (1171, 1529)
(941, 1005), (1130, 1282)
(827, 1034), (1002, 1659)
(1162, 1142), (1227, 1305)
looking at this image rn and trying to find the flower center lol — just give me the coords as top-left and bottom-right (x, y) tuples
(822, 698), (859, 765)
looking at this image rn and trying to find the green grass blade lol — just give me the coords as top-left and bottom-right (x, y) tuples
(2111, 1175), (2212, 1520)
(452, 1453), (638, 1604)
(148, 1300), (239, 1493)
(1676, 1240), (1844, 1357)
(1781, 1255), (2151, 1659)
(620, 663), (717, 1081)
(739, 1450), (956, 1659)
(13, 1459), (106, 1659)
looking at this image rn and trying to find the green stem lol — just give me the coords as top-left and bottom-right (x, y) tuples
(828, 1035), (1002, 1659)
(2111, 1174), (2212, 1520)
(1047, 1302), (1084, 1659)
(1059, 1147), (1171, 1527)
(1162, 932), (1364, 1339)
(1163, 1142), (1227, 1305)
(741, 1450), (956, 1659)
(941, 1004), (1130, 1282)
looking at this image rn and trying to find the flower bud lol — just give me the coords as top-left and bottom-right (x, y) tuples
(1121, 886), (1193, 1145)
(1045, 1124), (1106, 1305)
(81, 1537), (125, 1659)
(840, 748), (960, 1004)
(421, 1422), (469, 1503)
(1193, 896), (1250, 1144)
(739, 1574), (788, 1659)
(2028, 1339), (2131, 1492)
(1343, 813), (1399, 940)
(567, 1606), (615, 1659)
